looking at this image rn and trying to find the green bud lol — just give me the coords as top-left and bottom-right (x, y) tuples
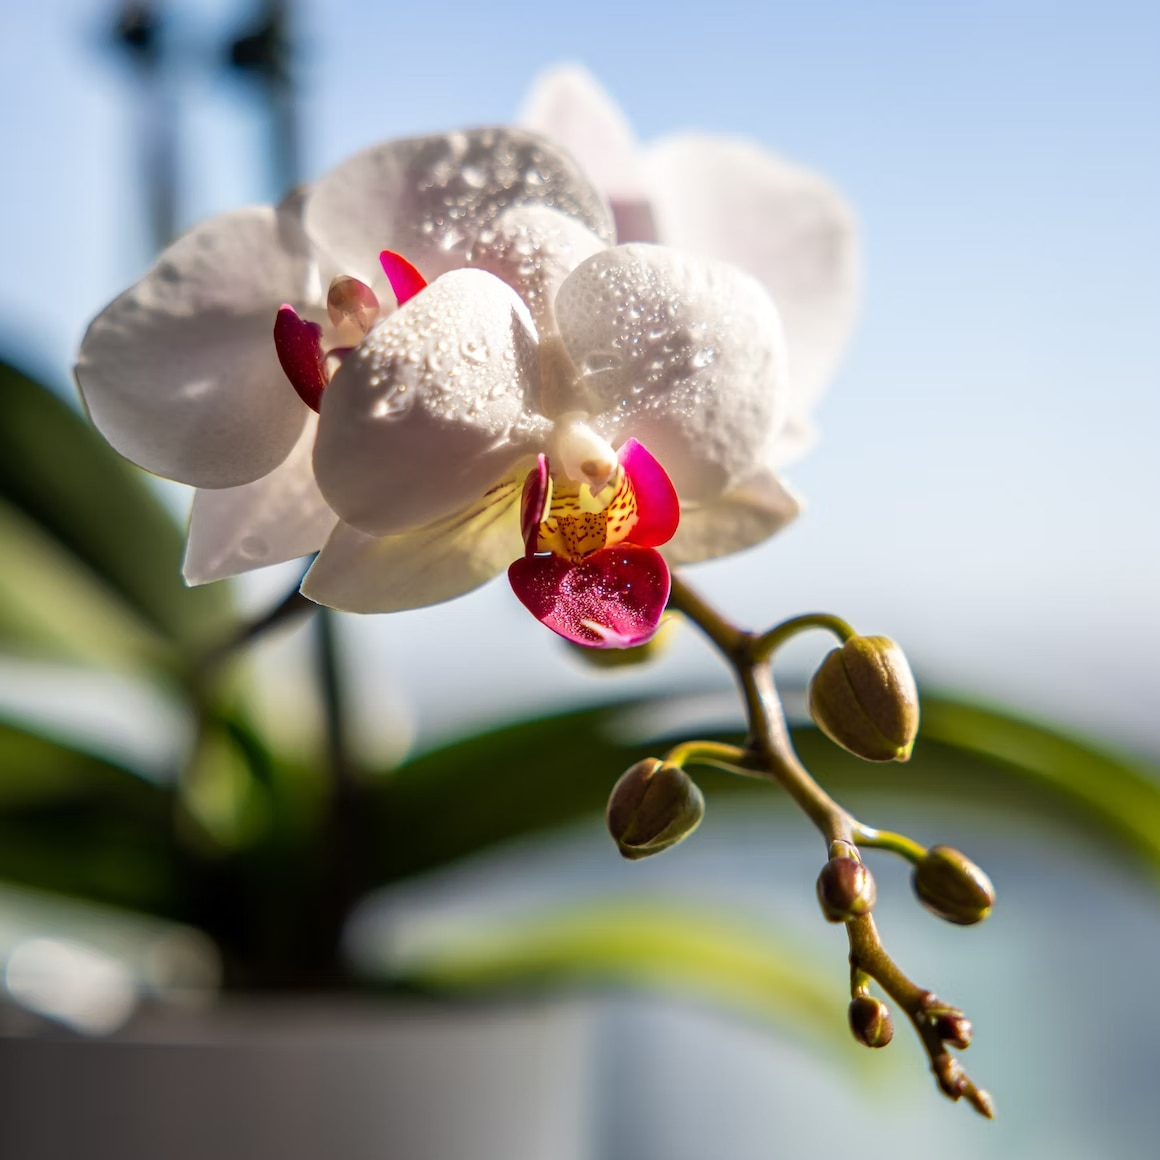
(913, 845), (995, 925)
(807, 635), (919, 762)
(816, 853), (877, 922)
(606, 759), (705, 860)
(848, 995), (894, 1048)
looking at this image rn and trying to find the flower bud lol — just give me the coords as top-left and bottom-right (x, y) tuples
(913, 845), (995, 925)
(935, 1010), (973, 1050)
(807, 635), (919, 762)
(921, 995), (973, 1049)
(848, 995), (894, 1048)
(816, 853), (877, 922)
(606, 759), (705, 861)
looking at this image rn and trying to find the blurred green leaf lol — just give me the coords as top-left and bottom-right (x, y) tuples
(364, 692), (1160, 887)
(0, 497), (168, 670)
(0, 719), (177, 912)
(917, 698), (1160, 874)
(380, 898), (855, 1058)
(0, 359), (231, 659)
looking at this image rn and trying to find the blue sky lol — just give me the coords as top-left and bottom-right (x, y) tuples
(1, 0), (1157, 751)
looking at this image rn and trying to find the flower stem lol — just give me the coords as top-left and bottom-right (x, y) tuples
(854, 823), (928, 864)
(752, 612), (856, 662)
(312, 607), (360, 981)
(664, 740), (753, 776)
(666, 572), (994, 1118)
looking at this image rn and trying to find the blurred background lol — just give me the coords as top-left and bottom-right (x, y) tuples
(0, 1), (1157, 1157)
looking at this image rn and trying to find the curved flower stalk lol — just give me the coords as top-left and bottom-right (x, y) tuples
(521, 64), (861, 460)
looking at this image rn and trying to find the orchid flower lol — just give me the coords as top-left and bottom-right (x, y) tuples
(301, 228), (789, 646)
(75, 125), (809, 647)
(74, 129), (609, 587)
(521, 65), (861, 461)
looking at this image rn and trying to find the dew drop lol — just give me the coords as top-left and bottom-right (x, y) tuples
(581, 351), (622, 377)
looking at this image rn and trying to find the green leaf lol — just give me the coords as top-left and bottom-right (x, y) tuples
(0, 359), (231, 657)
(0, 496), (169, 670)
(917, 696), (1160, 874)
(374, 897), (857, 1059)
(0, 719), (176, 912)
(364, 691), (1160, 888)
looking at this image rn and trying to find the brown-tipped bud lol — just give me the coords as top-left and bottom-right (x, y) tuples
(913, 845), (995, 925)
(807, 635), (919, 762)
(816, 854), (877, 922)
(848, 995), (894, 1048)
(935, 1011), (973, 1050)
(606, 759), (704, 861)
(921, 995), (973, 1049)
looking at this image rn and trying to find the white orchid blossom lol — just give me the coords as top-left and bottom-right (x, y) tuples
(521, 64), (861, 462)
(74, 115), (849, 647)
(74, 129), (610, 587)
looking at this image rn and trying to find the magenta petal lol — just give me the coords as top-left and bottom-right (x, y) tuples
(508, 545), (671, 648)
(618, 439), (680, 547)
(519, 454), (551, 554)
(379, 249), (429, 306)
(273, 305), (327, 412)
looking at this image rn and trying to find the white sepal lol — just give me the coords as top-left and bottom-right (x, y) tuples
(302, 476), (525, 614)
(305, 128), (614, 289)
(183, 415), (337, 585)
(643, 133), (861, 409)
(663, 469), (802, 564)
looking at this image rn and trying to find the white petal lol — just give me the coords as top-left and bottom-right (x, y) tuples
(642, 134), (861, 409)
(314, 269), (546, 538)
(519, 65), (644, 201)
(466, 204), (606, 336)
(554, 244), (789, 503)
(664, 470), (801, 564)
(302, 477), (524, 614)
(75, 207), (312, 488)
(518, 66), (657, 244)
(304, 128), (614, 290)
(183, 416), (338, 584)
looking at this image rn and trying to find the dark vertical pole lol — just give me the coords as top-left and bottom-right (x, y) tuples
(228, 0), (359, 982)
(113, 1), (179, 254)
(227, 0), (300, 194)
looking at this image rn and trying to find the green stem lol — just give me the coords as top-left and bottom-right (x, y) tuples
(664, 740), (754, 777)
(198, 584), (316, 675)
(311, 607), (359, 982)
(752, 612), (856, 662)
(854, 824), (928, 864)
(666, 570), (993, 1118)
